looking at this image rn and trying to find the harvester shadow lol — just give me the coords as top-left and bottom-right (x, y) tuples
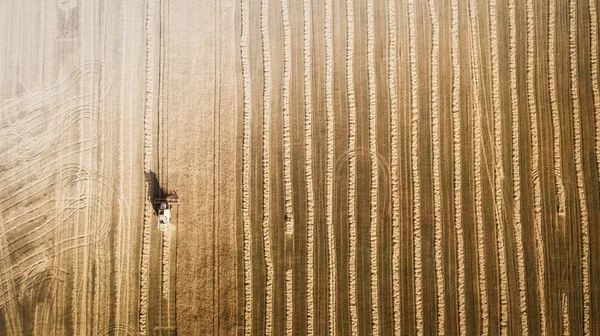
(145, 170), (178, 215)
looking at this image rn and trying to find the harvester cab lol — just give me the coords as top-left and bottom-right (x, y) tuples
(154, 197), (179, 231)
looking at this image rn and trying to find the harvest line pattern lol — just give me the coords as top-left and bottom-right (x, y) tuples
(235, 0), (600, 334)
(508, 0), (529, 333)
(260, 0), (273, 333)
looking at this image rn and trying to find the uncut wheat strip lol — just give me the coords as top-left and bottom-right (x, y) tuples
(240, 0), (253, 332)
(408, 0), (423, 334)
(568, 0), (591, 333)
(489, 0), (509, 333)
(346, 0), (359, 333)
(587, 0), (600, 329)
(302, 0), (316, 333)
(562, 294), (570, 335)
(548, 0), (567, 224)
(467, 0), (489, 333)
(508, 0), (529, 333)
(260, 0), (274, 333)
(526, 0), (548, 332)
(591, 0), (600, 185)
(450, 0), (467, 333)
(281, 0), (294, 333)
(285, 268), (293, 334)
(388, 0), (402, 333)
(366, 0), (380, 334)
(426, 0), (445, 333)
(138, 0), (155, 334)
(324, 0), (336, 333)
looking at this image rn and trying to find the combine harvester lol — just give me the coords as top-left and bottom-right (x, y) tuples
(154, 196), (179, 231)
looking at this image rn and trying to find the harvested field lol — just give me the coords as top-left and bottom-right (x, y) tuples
(234, 0), (600, 334)
(1, 0), (600, 335)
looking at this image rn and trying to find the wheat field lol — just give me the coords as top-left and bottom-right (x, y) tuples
(236, 0), (600, 334)
(1, 0), (599, 335)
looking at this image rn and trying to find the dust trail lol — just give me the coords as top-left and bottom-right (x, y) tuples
(569, 0), (590, 333)
(427, 0), (445, 333)
(489, 0), (509, 333)
(302, 0), (315, 333)
(346, 0), (359, 332)
(260, 0), (274, 333)
(508, 0), (529, 332)
(387, 0), (401, 333)
(324, 0), (336, 333)
(562, 294), (570, 335)
(467, 0), (489, 333)
(408, 0), (423, 334)
(240, 0), (253, 332)
(526, 0), (548, 332)
(591, 0), (600, 185)
(366, 0), (379, 334)
(548, 0), (566, 223)
(451, 0), (466, 333)
(139, 0), (155, 333)
(281, 0), (294, 333)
